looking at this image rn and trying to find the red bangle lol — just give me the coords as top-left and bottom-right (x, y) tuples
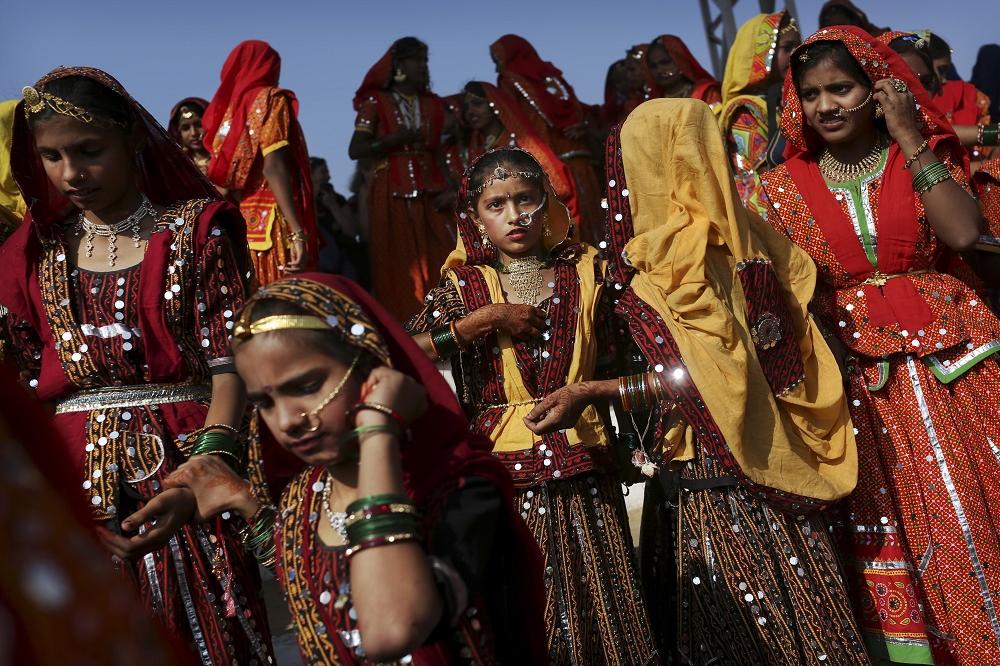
(347, 401), (411, 440)
(344, 531), (419, 558)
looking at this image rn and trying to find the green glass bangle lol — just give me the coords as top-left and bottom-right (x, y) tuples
(345, 493), (412, 516)
(983, 124), (999, 146)
(430, 324), (460, 359)
(912, 161), (949, 192)
(346, 514), (419, 540)
(342, 424), (404, 442)
(191, 431), (241, 456)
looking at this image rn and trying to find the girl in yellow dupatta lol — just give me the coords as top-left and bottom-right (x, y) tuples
(528, 99), (867, 664)
(0, 100), (26, 242)
(719, 12), (800, 213)
(407, 147), (657, 665)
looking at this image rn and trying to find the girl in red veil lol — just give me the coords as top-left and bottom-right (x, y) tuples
(166, 273), (547, 664)
(646, 35), (722, 107)
(0, 67), (273, 663)
(760, 27), (1000, 664)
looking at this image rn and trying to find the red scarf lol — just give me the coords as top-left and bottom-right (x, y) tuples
(934, 80), (981, 125)
(467, 82), (581, 220)
(780, 26), (965, 332)
(490, 34), (584, 130)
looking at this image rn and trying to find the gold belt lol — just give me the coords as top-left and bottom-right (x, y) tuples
(54, 382), (212, 414)
(861, 269), (928, 287)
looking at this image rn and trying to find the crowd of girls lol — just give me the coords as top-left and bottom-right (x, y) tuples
(1, 2), (999, 665)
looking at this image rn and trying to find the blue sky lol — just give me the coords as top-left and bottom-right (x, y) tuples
(4, 0), (996, 191)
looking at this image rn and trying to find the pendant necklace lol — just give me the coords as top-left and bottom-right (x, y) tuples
(77, 194), (156, 267)
(321, 472), (348, 540)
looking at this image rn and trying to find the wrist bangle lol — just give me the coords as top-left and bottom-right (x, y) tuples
(429, 323), (461, 359)
(345, 531), (420, 559)
(342, 423), (404, 442)
(348, 401), (410, 439)
(904, 139), (929, 168)
(288, 229), (308, 243)
(912, 161), (951, 194)
(980, 124), (999, 146)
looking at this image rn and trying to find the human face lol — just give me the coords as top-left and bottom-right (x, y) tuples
(470, 174), (545, 258)
(648, 44), (685, 89)
(899, 52), (940, 95)
(238, 333), (363, 467)
(33, 115), (140, 214)
(932, 56), (951, 82)
(798, 58), (874, 145)
(176, 112), (204, 152)
(773, 30), (801, 82)
(611, 60), (643, 96)
(311, 161), (330, 190)
(463, 94), (496, 131)
(397, 53), (429, 89)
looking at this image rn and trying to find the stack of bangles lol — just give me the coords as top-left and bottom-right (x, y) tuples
(618, 370), (667, 413)
(912, 161), (952, 195)
(344, 493), (421, 559)
(190, 424), (242, 468)
(428, 321), (464, 361)
(240, 503), (277, 567)
(346, 401), (411, 442)
(977, 123), (999, 146)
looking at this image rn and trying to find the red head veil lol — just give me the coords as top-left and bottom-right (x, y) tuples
(468, 81), (581, 220)
(353, 45), (393, 111)
(238, 273), (547, 661)
(779, 26), (963, 334)
(0, 67), (250, 395)
(490, 34), (584, 130)
(202, 40), (281, 181)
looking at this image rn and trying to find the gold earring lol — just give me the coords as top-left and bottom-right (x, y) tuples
(543, 212), (551, 237)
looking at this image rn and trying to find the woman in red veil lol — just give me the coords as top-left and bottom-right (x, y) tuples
(349, 37), (456, 322)
(646, 35), (722, 107)
(203, 40), (317, 285)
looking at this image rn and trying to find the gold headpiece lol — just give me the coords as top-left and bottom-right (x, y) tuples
(231, 314), (331, 342)
(179, 105), (198, 120)
(798, 49), (810, 63)
(21, 85), (127, 129)
(780, 17), (800, 36)
(471, 165), (542, 199)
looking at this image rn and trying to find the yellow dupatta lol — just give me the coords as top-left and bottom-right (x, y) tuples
(0, 100), (27, 235)
(621, 99), (857, 501)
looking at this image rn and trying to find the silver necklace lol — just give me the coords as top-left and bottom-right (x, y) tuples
(393, 91), (422, 130)
(77, 195), (156, 267)
(321, 472), (348, 540)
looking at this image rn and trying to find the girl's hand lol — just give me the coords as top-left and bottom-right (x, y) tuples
(283, 235), (308, 273)
(358, 367), (428, 425)
(163, 455), (258, 521)
(99, 488), (196, 559)
(874, 78), (922, 152)
(481, 303), (547, 340)
(524, 383), (595, 434)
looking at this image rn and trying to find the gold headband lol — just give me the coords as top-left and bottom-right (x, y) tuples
(22, 85), (127, 129)
(231, 314), (331, 343)
(780, 17), (800, 36)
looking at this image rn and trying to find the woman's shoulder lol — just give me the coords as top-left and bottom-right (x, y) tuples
(278, 466), (322, 515)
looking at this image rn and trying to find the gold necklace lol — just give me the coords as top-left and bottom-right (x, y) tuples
(819, 136), (886, 183)
(497, 256), (545, 307)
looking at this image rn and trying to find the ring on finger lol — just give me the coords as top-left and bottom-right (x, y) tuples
(889, 77), (909, 94)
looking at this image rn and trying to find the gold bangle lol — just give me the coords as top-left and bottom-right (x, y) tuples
(904, 139), (930, 169)
(288, 229), (308, 243)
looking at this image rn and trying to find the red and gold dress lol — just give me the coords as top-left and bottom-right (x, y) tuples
(1, 67), (274, 665)
(760, 27), (1000, 665)
(354, 88), (455, 321)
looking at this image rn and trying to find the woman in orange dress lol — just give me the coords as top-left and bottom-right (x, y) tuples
(759, 28), (1000, 663)
(349, 37), (456, 322)
(490, 34), (604, 243)
(645, 35), (722, 107)
(203, 40), (317, 286)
